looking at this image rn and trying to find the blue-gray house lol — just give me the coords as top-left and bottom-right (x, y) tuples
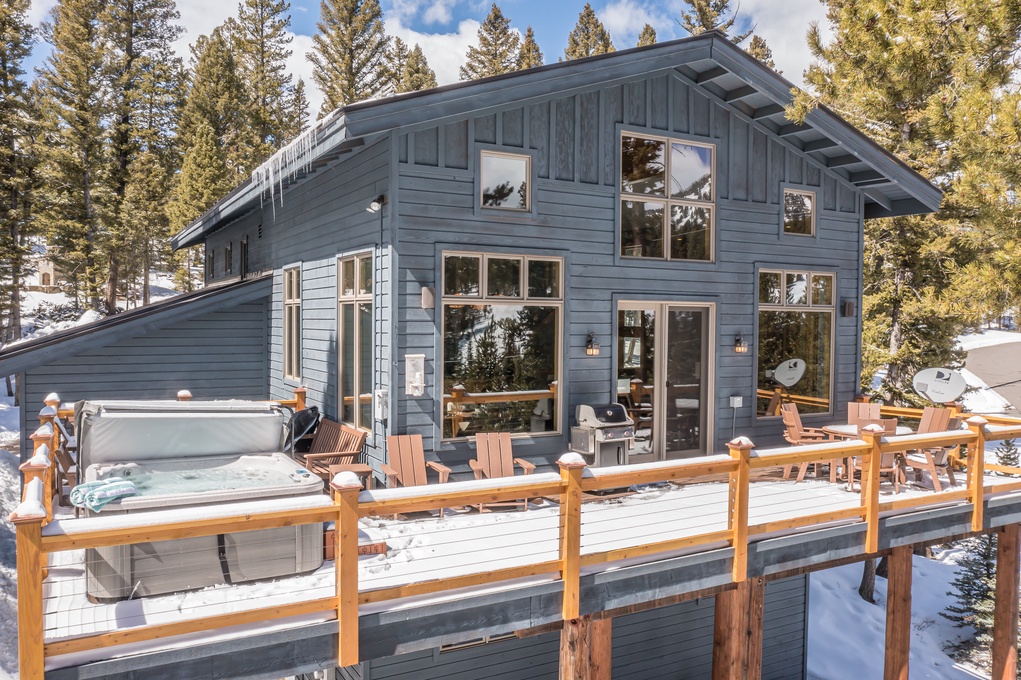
(1, 30), (941, 680)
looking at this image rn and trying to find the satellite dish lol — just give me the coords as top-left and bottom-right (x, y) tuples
(912, 367), (967, 403)
(774, 359), (807, 388)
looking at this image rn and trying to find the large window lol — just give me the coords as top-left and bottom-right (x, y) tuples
(442, 253), (561, 439)
(480, 151), (530, 211)
(283, 266), (301, 381)
(757, 269), (834, 416)
(339, 254), (373, 430)
(620, 133), (714, 261)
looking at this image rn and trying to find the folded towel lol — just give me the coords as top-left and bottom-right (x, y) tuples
(70, 477), (138, 512)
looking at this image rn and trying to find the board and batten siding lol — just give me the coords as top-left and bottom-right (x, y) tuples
(394, 70), (863, 467)
(342, 575), (807, 679)
(19, 301), (269, 456)
(205, 137), (393, 472)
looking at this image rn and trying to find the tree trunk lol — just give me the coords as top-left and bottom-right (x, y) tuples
(876, 555), (889, 579)
(859, 559), (877, 603)
(142, 248), (150, 305)
(5, 374), (12, 398)
(105, 254), (119, 315)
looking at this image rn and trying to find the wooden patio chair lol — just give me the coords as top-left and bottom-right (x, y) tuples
(851, 449), (905, 493)
(903, 408), (958, 492)
(628, 379), (654, 442)
(297, 419), (367, 481)
(382, 434), (452, 516)
(469, 432), (535, 511)
(847, 402), (881, 428)
(780, 403), (832, 482)
(53, 442), (78, 508)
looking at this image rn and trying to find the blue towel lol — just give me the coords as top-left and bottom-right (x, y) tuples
(70, 477), (138, 512)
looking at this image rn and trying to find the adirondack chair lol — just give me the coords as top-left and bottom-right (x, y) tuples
(469, 432), (535, 511)
(847, 402), (881, 428)
(780, 403), (831, 482)
(382, 434), (452, 516)
(53, 442), (78, 508)
(297, 418), (367, 481)
(903, 407), (958, 492)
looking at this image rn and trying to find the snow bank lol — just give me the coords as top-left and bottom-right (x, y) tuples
(960, 368), (1013, 415)
(1, 430), (22, 679)
(957, 330), (1021, 352)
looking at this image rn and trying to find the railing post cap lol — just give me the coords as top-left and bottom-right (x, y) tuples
(294, 386), (307, 394)
(9, 502), (47, 524)
(557, 452), (589, 469)
(38, 405), (57, 418)
(727, 436), (755, 450)
(177, 389), (193, 400)
(21, 447), (50, 469)
(30, 423), (54, 440)
(44, 392), (61, 405)
(330, 471), (364, 490)
(966, 415), (989, 426)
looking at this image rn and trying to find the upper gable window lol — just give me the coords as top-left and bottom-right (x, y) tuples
(620, 134), (714, 261)
(783, 189), (816, 236)
(480, 151), (530, 211)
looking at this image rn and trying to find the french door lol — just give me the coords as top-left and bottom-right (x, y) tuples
(617, 303), (713, 461)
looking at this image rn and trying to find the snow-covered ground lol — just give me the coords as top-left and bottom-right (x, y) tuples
(1, 425), (22, 680)
(957, 330), (1021, 353)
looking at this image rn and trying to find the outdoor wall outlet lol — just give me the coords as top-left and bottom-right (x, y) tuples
(374, 388), (388, 421)
(405, 354), (425, 396)
(729, 395), (743, 408)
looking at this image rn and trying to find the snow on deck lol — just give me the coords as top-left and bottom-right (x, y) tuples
(39, 469), (1021, 670)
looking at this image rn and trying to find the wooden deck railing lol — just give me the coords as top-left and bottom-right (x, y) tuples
(10, 400), (1021, 679)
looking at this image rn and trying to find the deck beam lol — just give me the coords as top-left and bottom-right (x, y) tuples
(711, 577), (764, 680)
(884, 546), (913, 680)
(993, 523), (1020, 679)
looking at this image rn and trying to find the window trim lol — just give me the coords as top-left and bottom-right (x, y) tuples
(755, 267), (836, 419)
(618, 130), (717, 263)
(781, 187), (817, 238)
(440, 250), (564, 441)
(283, 265), (302, 382)
(338, 252), (374, 431)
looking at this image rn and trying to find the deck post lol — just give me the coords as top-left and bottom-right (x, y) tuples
(967, 416), (988, 532)
(331, 472), (362, 668)
(558, 453), (586, 621)
(294, 386), (307, 411)
(992, 523), (1020, 679)
(11, 503), (46, 679)
(711, 576), (765, 680)
(560, 615), (592, 680)
(884, 545), (912, 680)
(861, 425), (884, 553)
(727, 437), (753, 582)
(591, 617), (612, 680)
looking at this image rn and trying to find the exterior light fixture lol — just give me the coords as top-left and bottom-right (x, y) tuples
(734, 334), (749, 354)
(367, 194), (386, 213)
(585, 333), (600, 356)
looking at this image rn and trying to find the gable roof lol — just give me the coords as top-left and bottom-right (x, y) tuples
(172, 31), (942, 249)
(0, 275), (272, 375)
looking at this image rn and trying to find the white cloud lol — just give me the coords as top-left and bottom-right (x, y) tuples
(599, 0), (672, 47)
(28, 0), (57, 27)
(172, 0), (236, 59)
(288, 34), (321, 116)
(386, 17), (479, 86)
(724, 0), (830, 87)
(422, 0), (460, 25)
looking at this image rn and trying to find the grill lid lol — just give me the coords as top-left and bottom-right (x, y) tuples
(576, 403), (631, 426)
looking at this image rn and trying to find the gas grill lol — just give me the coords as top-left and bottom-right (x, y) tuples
(570, 403), (635, 468)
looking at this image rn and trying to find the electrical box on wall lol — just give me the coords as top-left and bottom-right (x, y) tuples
(374, 389), (388, 421)
(405, 354), (425, 397)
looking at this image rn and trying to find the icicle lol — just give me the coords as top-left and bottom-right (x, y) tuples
(251, 123), (324, 221)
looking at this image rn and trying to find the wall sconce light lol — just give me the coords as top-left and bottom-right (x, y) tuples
(585, 333), (600, 356)
(734, 334), (749, 354)
(366, 194), (386, 213)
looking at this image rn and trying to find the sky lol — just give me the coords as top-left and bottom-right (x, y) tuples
(25, 0), (831, 119)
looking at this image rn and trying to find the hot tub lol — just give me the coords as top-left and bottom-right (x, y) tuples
(78, 400), (325, 602)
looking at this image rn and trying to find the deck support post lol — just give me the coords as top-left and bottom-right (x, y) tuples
(12, 513), (45, 679)
(591, 617), (612, 680)
(332, 474), (362, 668)
(560, 615), (592, 680)
(967, 416), (988, 532)
(711, 576), (764, 680)
(558, 454), (586, 621)
(993, 523), (1020, 679)
(727, 437), (753, 582)
(294, 386), (307, 412)
(861, 426), (884, 553)
(884, 546), (912, 680)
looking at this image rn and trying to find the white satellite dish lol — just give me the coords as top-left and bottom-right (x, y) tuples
(774, 359), (807, 388)
(912, 367), (967, 403)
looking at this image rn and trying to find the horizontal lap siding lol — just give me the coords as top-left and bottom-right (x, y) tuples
(20, 301), (268, 457)
(207, 138), (392, 473)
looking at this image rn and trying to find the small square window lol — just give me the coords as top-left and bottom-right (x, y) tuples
(444, 255), (480, 296)
(669, 205), (711, 261)
(811, 274), (833, 306)
(487, 258), (521, 297)
(621, 136), (666, 196)
(783, 189), (815, 236)
(480, 152), (530, 210)
(528, 260), (560, 298)
(785, 273), (809, 305)
(621, 200), (665, 259)
(670, 142), (713, 201)
(758, 271), (782, 304)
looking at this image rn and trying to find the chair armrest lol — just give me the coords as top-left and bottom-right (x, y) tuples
(380, 463), (400, 488)
(426, 460), (451, 484)
(801, 429), (827, 439)
(513, 458), (536, 474)
(468, 459), (486, 480)
(302, 451), (357, 464)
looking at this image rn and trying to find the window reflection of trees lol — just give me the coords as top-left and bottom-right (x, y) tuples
(757, 310), (832, 415)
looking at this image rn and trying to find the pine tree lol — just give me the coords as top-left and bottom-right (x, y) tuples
(308, 0), (389, 115)
(460, 3), (520, 80)
(0, 0), (36, 348)
(995, 439), (1019, 473)
(120, 150), (170, 304)
(382, 36), (409, 92)
(516, 26), (543, 69)
(943, 533), (998, 644)
(789, 0), (1021, 403)
(677, 0), (751, 42)
(227, 0), (296, 164)
(563, 3), (614, 60)
(397, 44), (437, 93)
(746, 34), (776, 71)
(36, 0), (111, 310)
(289, 78), (310, 137)
(636, 23), (656, 47)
